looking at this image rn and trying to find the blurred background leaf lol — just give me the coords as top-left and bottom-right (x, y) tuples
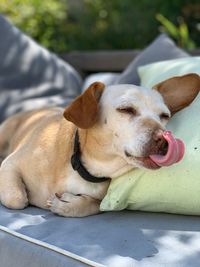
(156, 14), (196, 49)
(0, 0), (199, 53)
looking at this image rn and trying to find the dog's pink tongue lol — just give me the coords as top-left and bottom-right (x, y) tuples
(149, 131), (185, 167)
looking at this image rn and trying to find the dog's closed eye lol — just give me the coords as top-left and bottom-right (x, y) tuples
(159, 113), (170, 120)
(117, 107), (138, 116)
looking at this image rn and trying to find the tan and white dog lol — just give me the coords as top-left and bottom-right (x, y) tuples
(0, 74), (199, 217)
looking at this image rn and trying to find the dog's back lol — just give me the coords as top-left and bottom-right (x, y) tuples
(0, 108), (63, 164)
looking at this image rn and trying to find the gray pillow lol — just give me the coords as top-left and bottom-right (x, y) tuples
(82, 72), (120, 91)
(115, 33), (190, 86)
(0, 15), (82, 122)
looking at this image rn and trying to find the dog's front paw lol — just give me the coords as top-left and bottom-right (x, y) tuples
(47, 192), (83, 217)
(47, 192), (100, 217)
(46, 193), (62, 208)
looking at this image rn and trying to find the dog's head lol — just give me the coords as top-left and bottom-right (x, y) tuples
(64, 74), (200, 170)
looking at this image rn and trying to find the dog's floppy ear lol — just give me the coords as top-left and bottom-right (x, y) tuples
(153, 73), (200, 115)
(64, 82), (105, 129)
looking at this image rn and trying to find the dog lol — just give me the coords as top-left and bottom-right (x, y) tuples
(0, 73), (199, 217)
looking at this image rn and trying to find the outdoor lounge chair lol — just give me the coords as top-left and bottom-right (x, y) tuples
(0, 14), (200, 267)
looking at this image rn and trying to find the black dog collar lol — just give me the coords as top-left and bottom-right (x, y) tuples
(71, 130), (110, 183)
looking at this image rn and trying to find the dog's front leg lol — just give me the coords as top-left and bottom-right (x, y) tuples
(47, 192), (101, 217)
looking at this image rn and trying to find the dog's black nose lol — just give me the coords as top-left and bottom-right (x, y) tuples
(153, 129), (168, 155)
(157, 137), (168, 155)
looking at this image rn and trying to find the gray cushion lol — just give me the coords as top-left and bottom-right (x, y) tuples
(0, 231), (87, 267)
(82, 72), (120, 91)
(115, 33), (189, 85)
(0, 15), (82, 122)
(1, 205), (200, 267)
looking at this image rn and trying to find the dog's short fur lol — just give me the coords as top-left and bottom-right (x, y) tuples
(0, 74), (199, 217)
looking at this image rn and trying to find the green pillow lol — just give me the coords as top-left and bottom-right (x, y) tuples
(138, 56), (200, 88)
(100, 58), (200, 215)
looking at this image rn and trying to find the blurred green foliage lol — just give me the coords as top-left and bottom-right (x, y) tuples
(0, 0), (200, 53)
(156, 14), (196, 49)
